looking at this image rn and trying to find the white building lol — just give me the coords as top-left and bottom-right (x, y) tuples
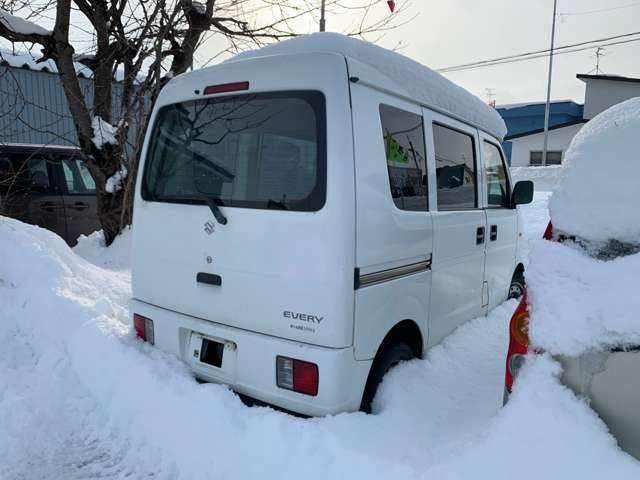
(499, 74), (640, 167)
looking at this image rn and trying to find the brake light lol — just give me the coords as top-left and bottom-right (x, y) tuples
(203, 81), (249, 95)
(543, 221), (554, 240)
(276, 356), (319, 396)
(133, 313), (155, 345)
(505, 294), (530, 393)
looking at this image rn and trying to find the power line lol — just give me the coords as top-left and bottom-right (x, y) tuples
(440, 37), (640, 73)
(437, 31), (640, 73)
(558, 1), (640, 16)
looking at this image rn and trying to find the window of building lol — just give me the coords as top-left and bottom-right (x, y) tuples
(379, 104), (428, 211)
(433, 123), (477, 210)
(530, 150), (562, 166)
(483, 141), (510, 208)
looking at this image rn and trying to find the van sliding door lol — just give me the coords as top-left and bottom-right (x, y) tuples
(424, 110), (487, 346)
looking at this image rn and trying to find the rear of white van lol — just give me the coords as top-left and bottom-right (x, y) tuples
(131, 52), (370, 415)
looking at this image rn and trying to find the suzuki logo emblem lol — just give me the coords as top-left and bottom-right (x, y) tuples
(204, 220), (215, 235)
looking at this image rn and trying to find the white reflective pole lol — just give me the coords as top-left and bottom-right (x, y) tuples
(320, 0), (326, 32)
(542, 0), (558, 166)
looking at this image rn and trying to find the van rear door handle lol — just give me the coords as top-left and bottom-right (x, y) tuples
(196, 272), (222, 287)
(490, 224), (498, 241)
(476, 226), (485, 245)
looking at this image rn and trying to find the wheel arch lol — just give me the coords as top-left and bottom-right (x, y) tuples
(376, 319), (424, 360)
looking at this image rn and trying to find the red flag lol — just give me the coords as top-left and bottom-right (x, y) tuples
(387, 1), (396, 12)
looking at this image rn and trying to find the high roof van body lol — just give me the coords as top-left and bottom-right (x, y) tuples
(131, 35), (532, 416)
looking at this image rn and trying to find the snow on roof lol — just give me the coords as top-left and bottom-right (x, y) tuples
(229, 33), (507, 139)
(0, 50), (143, 81)
(0, 9), (51, 37)
(549, 96), (640, 244)
(0, 50), (93, 78)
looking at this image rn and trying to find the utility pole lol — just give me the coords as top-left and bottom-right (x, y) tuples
(320, 0), (326, 32)
(542, 0), (558, 167)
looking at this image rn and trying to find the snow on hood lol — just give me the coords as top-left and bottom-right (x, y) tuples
(527, 238), (640, 356)
(549, 97), (640, 244)
(228, 33), (507, 140)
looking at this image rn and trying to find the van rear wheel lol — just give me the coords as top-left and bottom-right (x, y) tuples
(508, 270), (526, 299)
(360, 342), (414, 414)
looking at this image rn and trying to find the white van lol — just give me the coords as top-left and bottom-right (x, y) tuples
(131, 34), (533, 416)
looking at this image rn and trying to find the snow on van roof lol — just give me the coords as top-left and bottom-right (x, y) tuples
(229, 33), (507, 139)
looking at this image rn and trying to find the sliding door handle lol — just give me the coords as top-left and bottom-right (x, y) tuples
(476, 226), (485, 245)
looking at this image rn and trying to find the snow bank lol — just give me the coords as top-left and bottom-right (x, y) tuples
(549, 97), (640, 244)
(229, 33), (506, 140)
(511, 165), (563, 192)
(73, 227), (132, 270)
(527, 239), (640, 356)
(2, 215), (638, 478)
(0, 9), (51, 36)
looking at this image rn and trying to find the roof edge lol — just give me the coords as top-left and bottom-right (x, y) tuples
(505, 119), (587, 140)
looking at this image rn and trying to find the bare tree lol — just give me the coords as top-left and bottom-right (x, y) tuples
(0, 0), (412, 245)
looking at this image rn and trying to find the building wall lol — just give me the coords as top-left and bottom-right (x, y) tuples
(583, 79), (640, 119)
(509, 123), (584, 167)
(0, 65), (144, 148)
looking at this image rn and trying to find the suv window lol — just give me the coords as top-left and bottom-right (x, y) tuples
(61, 157), (96, 194)
(379, 104), (427, 211)
(483, 141), (510, 208)
(143, 91), (326, 212)
(433, 123), (477, 210)
(22, 156), (54, 194)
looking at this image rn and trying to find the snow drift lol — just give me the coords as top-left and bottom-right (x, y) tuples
(527, 239), (640, 356)
(549, 97), (640, 244)
(228, 33), (507, 140)
(1, 213), (638, 478)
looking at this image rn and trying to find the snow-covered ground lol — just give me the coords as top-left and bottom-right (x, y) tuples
(1, 190), (639, 479)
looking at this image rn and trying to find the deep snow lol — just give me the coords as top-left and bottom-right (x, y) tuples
(1, 190), (639, 479)
(549, 97), (640, 244)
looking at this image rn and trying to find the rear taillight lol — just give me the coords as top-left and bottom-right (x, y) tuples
(505, 294), (530, 393)
(134, 313), (155, 345)
(543, 221), (554, 240)
(276, 356), (319, 396)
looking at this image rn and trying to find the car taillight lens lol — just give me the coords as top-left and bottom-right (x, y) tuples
(134, 313), (154, 345)
(276, 356), (319, 396)
(543, 221), (554, 240)
(505, 294), (530, 393)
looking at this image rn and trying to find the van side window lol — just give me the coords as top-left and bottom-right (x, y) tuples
(433, 123), (476, 210)
(483, 141), (510, 208)
(21, 156), (54, 194)
(379, 104), (428, 211)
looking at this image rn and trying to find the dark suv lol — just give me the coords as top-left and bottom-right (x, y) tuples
(0, 144), (99, 245)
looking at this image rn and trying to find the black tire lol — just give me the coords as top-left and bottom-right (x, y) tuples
(360, 342), (414, 414)
(508, 271), (526, 299)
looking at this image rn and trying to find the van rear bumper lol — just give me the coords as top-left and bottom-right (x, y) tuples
(132, 299), (371, 416)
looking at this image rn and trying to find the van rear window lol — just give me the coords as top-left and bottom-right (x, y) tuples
(142, 91), (326, 211)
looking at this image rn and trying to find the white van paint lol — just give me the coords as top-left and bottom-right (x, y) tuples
(132, 39), (524, 416)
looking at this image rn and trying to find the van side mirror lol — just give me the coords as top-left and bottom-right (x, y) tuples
(511, 180), (534, 207)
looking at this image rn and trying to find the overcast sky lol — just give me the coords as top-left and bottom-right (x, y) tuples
(197, 0), (640, 107)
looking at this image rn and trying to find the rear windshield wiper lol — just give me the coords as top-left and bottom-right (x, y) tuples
(203, 196), (228, 225)
(267, 199), (288, 210)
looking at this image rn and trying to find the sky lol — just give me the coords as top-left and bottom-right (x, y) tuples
(196, 0), (640, 107)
